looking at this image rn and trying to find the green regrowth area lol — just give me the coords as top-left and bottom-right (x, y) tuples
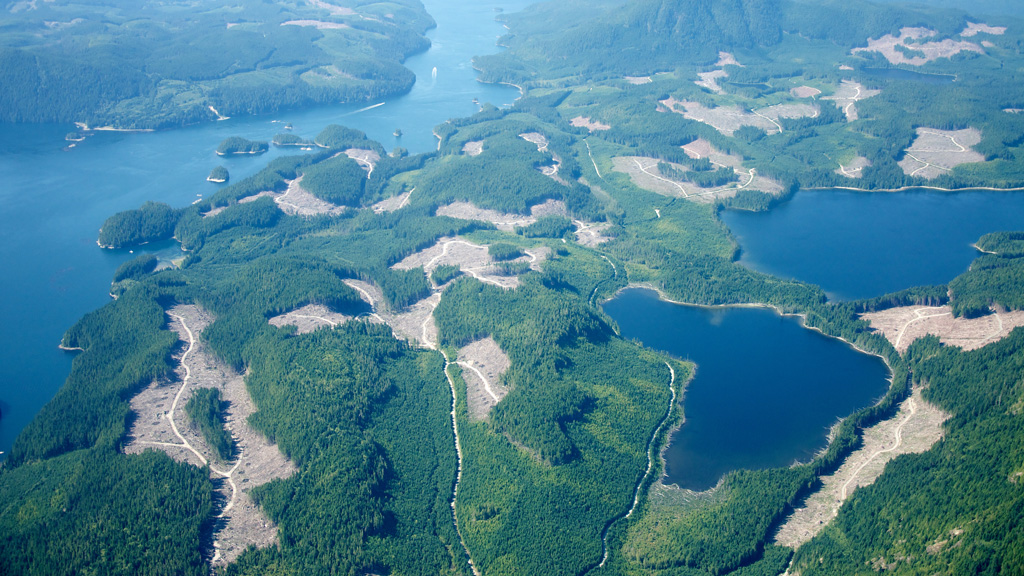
(184, 387), (235, 462)
(430, 264), (462, 285)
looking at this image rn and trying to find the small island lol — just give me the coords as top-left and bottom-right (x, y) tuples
(272, 133), (314, 148)
(216, 136), (269, 157)
(207, 166), (229, 183)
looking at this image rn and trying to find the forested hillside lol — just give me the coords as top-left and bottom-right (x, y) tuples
(0, 0), (434, 128)
(3, 0), (1024, 574)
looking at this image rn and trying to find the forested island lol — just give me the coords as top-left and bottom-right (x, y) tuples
(3, 0), (1024, 575)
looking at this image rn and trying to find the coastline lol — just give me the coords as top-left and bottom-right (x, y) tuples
(606, 282), (895, 375)
(58, 342), (84, 352)
(808, 185), (1024, 193)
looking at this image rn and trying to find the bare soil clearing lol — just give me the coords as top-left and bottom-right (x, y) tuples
(961, 22), (1007, 37)
(371, 188), (413, 213)
(269, 303), (352, 333)
(462, 140), (484, 156)
(614, 140), (783, 202)
(624, 76), (652, 85)
(791, 86), (821, 99)
(124, 305), (296, 567)
(853, 27), (984, 65)
(203, 206), (228, 219)
(660, 98), (817, 136)
(274, 176), (347, 216)
(456, 337), (511, 420)
(307, 0), (355, 16)
(436, 199), (567, 231)
(392, 235), (548, 290)
(693, 52), (742, 93)
(836, 156), (871, 178)
(519, 131), (549, 152)
(695, 70), (729, 94)
(773, 388), (948, 549)
(822, 80), (879, 122)
(281, 20), (349, 29)
(570, 116), (611, 132)
(344, 148), (380, 177)
(899, 127), (985, 179)
(861, 305), (1024, 353)
(574, 220), (614, 247)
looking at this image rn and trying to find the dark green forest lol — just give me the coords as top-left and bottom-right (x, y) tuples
(0, 0), (435, 128)
(4, 0), (1024, 574)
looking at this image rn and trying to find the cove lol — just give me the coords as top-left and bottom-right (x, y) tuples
(602, 288), (891, 492)
(722, 189), (1024, 301)
(0, 0), (531, 458)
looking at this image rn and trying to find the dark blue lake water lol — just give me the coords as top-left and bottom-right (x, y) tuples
(722, 189), (1024, 301)
(603, 288), (891, 492)
(0, 0), (530, 458)
(862, 67), (956, 84)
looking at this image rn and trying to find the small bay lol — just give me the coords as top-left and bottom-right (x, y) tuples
(603, 288), (891, 492)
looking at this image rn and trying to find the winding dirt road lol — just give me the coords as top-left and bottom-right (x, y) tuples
(590, 361), (678, 572)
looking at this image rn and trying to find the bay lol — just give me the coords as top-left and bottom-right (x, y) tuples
(0, 0), (531, 458)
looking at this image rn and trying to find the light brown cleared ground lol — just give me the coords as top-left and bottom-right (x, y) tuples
(344, 239), (548, 347)
(574, 220), (613, 247)
(899, 127), (985, 180)
(435, 200), (567, 231)
(274, 176), (346, 216)
(268, 303), (351, 333)
(308, 0), (355, 16)
(462, 140), (484, 156)
(853, 27), (984, 65)
(281, 20), (349, 29)
(695, 69), (729, 93)
(520, 131), (549, 153)
(203, 205), (228, 219)
(124, 305), (296, 567)
(624, 76), (652, 85)
(570, 116), (611, 132)
(436, 202), (534, 231)
(822, 80), (880, 122)
(344, 148), (380, 178)
(238, 191), (276, 204)
(716, 52), (741, 67)
(371, 188), (413, 213)
(836, 156), (871, 178)
(861, 305), (1024, 353)
(457, 337), (511, 420)
(613, 140), (783, 202)
(392, 235), (549, 290)
(773, 388), (948, 549)
(791, 86), (822, 99)
(660, 98), (817, 136)
(962, 22), (1007, 37)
